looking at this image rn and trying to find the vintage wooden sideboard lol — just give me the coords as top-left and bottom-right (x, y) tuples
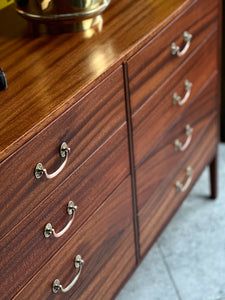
(0, 0), (221, 299)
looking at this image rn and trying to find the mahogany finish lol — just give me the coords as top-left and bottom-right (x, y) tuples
(14, 176), (135, 300)
(136, 74), (218, 212)
(0, 65), (126, 239)
(128, 0), (219, 113)
(126, 0), (220, 266)
(0, 0), (221, 299)
(0, 0), (190, 162)
(132, 30), (218, 167)
(139, 117), (218, 257)
(0, 126), (129, 299)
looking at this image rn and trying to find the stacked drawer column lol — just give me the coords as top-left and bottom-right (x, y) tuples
(126, 0), (220, 257)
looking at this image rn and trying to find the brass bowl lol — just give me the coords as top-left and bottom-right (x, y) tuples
(15, 0), (111, 31)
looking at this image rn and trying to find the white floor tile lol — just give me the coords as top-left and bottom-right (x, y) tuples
(116, 244), (180, 300)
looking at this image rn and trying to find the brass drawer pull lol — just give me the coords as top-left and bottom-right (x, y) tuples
(34, 142), (70, 179)
(176, 166), (193, 192)
(53, 255), (84, 294)
(174, 125), (193, 152)
(173, 80), (192, 106)
(171, 31), (192, 57)
(44, 201), (77, 238)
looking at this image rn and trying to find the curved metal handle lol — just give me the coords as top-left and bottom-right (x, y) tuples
(174, 125), (193, 152)
(173, 80), (192, 106)
(176, 166), (193, 192)
(171, 31), (192, 57)
(44, 201), (77, 238)
(53, 255), (84, 294)
(34, 142), (70, 179)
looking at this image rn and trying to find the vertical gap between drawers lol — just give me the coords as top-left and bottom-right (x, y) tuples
(123, 61), (140, 264)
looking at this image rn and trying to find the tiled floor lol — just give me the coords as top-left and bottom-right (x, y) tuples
(116, 143), (225, 300)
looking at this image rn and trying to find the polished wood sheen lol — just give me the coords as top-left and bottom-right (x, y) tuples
(132, 30), (218, 167)
(13, 176), (135, 300)
(0, 126), (129, 299)
(128, 0), (219, 113)
(0, 65), (126, 240)
(139, 117), (218, 257)
(0, 0), (221, 298)
(136, 74), (218, 212)
(0, 0), (190, 162)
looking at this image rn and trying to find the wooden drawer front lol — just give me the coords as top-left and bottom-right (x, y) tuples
(136, 73), (218, 212)
(128, 0), (219, 113)
(14, 176), (135, 300)
(132, 30), (218, 167)
(138, 116), (218, 257)
(0, 66), (126, 240)
(0, 125), (130, 300)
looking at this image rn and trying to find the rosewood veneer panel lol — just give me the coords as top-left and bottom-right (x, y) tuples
(132, 30), (218, 167)
(128, 0), (219, 113)
(0, 0), (190, 161)
(0, 125), (130, 299)
(14, 176), (135, 300)
(0, 0), (221, 298)
(136, 74), (218, 212)
(0, 66), (126, 240)
(138, 116), (218, 257)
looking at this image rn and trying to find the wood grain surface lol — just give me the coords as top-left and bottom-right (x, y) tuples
(0, 119), (129, 236)
(0, 0), (221, 298)
(135, 73), (218, 212)
(128, 0), (219, 113)
(13, 176), (135, 300)
(0, 65), (127, 240)
(0, 125), (130, 299)
(0, 0), (191, 162)
(138, 116), (218, 257)
(132, 29), (218, 167)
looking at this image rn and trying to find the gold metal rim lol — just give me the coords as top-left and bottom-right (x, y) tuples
(16, 0), (111, 23)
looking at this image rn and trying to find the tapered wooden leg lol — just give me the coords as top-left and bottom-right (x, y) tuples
(209, 153), (218, 199)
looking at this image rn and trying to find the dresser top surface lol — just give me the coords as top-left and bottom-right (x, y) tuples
(0, 0), (190, 162)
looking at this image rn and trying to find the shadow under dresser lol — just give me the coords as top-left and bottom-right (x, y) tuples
(0, 0), (222, 298)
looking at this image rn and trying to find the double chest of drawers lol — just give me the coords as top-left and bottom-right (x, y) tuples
(0, 0), (221, 299)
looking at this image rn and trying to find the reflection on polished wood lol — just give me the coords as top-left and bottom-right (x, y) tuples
(0, 0), (190, 162)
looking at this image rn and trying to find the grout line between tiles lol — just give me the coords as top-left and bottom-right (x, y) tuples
(157, 242), (183, 300)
